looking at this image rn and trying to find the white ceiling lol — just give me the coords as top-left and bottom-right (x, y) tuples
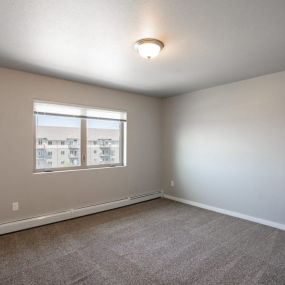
(0, 0), (285, 97)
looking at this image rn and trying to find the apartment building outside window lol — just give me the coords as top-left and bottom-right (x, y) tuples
(34, 101), (127, 172)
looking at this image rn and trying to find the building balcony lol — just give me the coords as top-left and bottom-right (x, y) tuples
(69, 154), (79, 159)
(100, 154), (113, 158)
(68, 145), (80, 149)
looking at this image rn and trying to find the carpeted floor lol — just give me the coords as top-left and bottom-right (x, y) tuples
(0, 198), (284, 285)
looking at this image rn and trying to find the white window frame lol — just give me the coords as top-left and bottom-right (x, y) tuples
(33, 101), (127, 173)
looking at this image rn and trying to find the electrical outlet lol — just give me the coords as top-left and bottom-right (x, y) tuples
(170, 180), (175, 187)
(12, 202), (19, 211)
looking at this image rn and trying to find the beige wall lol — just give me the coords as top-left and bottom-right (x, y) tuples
(162, 71), (285, 225)
(0, 68), (162, 224)
(2, 67), (285, 227)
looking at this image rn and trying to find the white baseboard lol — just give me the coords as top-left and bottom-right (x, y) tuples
(0, 191), (162, 235)
(164, 194), (285, 231)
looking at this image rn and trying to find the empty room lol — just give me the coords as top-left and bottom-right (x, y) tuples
(0, 0), (285, 284)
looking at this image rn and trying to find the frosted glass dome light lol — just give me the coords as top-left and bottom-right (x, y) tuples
(134, 38), (164, 59)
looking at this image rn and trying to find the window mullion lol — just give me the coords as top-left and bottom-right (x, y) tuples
(81, 118), (87, 168)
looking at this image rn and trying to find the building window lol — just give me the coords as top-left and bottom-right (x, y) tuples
(34, 101), (126, 172)
(70, 150), (78, 156)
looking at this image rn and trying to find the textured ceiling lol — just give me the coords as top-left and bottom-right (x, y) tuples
(0, 0), (285, 97)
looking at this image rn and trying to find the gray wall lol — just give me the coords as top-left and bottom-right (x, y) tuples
(0, 68), (162, 224)
(163, 71), (285, 225)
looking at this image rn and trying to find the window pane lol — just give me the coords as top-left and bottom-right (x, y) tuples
(87, 119), (122, 166)
(35, 114), (81, 170)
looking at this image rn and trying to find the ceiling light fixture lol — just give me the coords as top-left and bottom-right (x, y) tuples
(134, 38), (164, 59)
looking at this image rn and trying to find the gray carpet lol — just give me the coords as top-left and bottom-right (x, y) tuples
(0, 198), (284, 285)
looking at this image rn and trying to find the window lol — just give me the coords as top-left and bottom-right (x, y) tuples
(34, 113), (80, 170)
(86, 119), (122, 166)
(34, 102), (126, 172)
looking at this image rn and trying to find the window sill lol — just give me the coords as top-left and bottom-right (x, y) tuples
(33, 164), (127, 174)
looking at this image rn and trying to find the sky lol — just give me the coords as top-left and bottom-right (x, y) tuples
(36, 114), (120, 129)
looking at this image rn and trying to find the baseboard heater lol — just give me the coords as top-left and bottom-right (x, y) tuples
(129, 191), (162, 200)
(0, 190), (162, 235)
